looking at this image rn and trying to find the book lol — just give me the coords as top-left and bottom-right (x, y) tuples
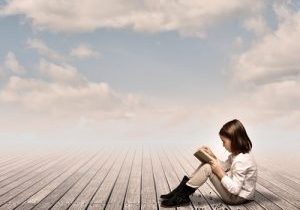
(193, 148), (216, 163)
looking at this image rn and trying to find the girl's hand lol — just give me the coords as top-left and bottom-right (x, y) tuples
(209, 159), (225, 180)
(201, 146), (217, 159)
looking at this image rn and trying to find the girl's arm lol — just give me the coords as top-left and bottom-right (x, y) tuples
(220, 159), (248, 195)
(201, 146), (217, 159)
(210, 159), (226, 180)
(203, 146), (231, 171)
(219, 155), (232, 172)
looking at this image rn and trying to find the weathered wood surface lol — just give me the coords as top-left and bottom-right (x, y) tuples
(0, 144), (299, 210)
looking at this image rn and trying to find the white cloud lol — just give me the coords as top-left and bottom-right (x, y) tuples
(243, 16), (270, 36)
(273, 0), (295, 23)
(232, 5), (300, 84)
(4, 52), (26, 74)
(227, 2), (300, 128)
(0, 0), (263, 37)
(0, 72), (200, 142)
(27, 39), (100, 61)
(39, 59), (87, 86)
(0, 53), (201, 141)
(0, 76), (118, 115)
(70, 44), (100, 59)
(0, 60), (143, 119)
(191, 79), (300, 131)
(27, 38), (65, 62)
(250, 80), (300, 113)
(1, 0), (299, 140)
(233, 36), (244, 49)
(2, 40), (200, 143)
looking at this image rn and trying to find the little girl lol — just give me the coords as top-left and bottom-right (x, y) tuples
(160, 119), (257, 207)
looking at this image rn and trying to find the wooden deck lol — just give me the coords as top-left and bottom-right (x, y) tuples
(0, 143), (299, 210)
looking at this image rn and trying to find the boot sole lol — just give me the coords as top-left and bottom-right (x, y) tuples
(160, 201), (191, 208)
(160, 196), (173, 200)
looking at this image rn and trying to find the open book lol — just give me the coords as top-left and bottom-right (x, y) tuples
(193, 148), (216, 163)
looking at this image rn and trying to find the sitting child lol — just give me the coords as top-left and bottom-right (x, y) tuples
(160, 119), (257, 207)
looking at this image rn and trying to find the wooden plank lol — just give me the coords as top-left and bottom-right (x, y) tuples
(0, 151), (74, 197)
(249, 191), (282, 210)
(0, 157), (46, 184)
(15, 150), (103, 210)
(150, 146), (178, 210)
(0, 151), (82, 207)
(257, 156), (300, 180)
(101, 148), (136, 210)
(0, 152), (66, 188)
(0, 155), (26, 169)
(68, 149), (126, 209)
(0, 156), (14, 164)
(258, 165), (300, 192)
(0, 158), (37, 176)
(0, 150), (65, 177)
(123, 145), (142, 210)
(50, 149), (113, 210)
(258, 167), (300, 197)
(257, 177), (300, 208)
(87, 148), (131, 209)
(0, 153), (84, 210)
(0, 148), (79, 185)
(0, 155), (15, 163)
(0, 152), (31, 161)
(280, 173), (300, 185)
(0, 153), (80, 210)
(255, 184), (298, 210)
(140, 145), (158, 210)
(0, 144), (296, 210)
(0, 149), (74, 173)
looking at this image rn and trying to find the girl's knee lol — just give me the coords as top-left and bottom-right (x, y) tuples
(202, 163), (212, 169)
(202, 163), (212, 174)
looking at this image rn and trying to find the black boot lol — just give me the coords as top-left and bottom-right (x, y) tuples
(160, 176), (189, 199)
(160, 183), (197, 207)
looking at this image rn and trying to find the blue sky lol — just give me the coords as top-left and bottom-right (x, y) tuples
(0, 15), (239, 100)
(0, 0), (299, 163)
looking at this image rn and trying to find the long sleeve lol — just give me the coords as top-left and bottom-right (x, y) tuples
(221, 159), (248, 195)
(219, 155), (232, 172)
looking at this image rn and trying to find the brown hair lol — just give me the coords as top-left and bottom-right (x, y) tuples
(219, 119), (252, 154)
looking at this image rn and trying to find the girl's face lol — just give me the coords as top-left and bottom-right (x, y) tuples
(220, 135), (232, 152)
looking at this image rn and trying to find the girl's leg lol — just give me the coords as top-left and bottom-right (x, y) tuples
(188, 162), (205, 179)
(186, 163), (212, 188)
(209, 173), (247, 205)
(186, 163), (246, 205)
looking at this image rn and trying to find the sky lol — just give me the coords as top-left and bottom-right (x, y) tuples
(0, 0), (300, 166)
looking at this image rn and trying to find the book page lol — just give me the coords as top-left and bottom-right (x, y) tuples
(194, 148), (215, 163)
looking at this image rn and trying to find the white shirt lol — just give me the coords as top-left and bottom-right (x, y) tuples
(220, 152), (257, 200)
